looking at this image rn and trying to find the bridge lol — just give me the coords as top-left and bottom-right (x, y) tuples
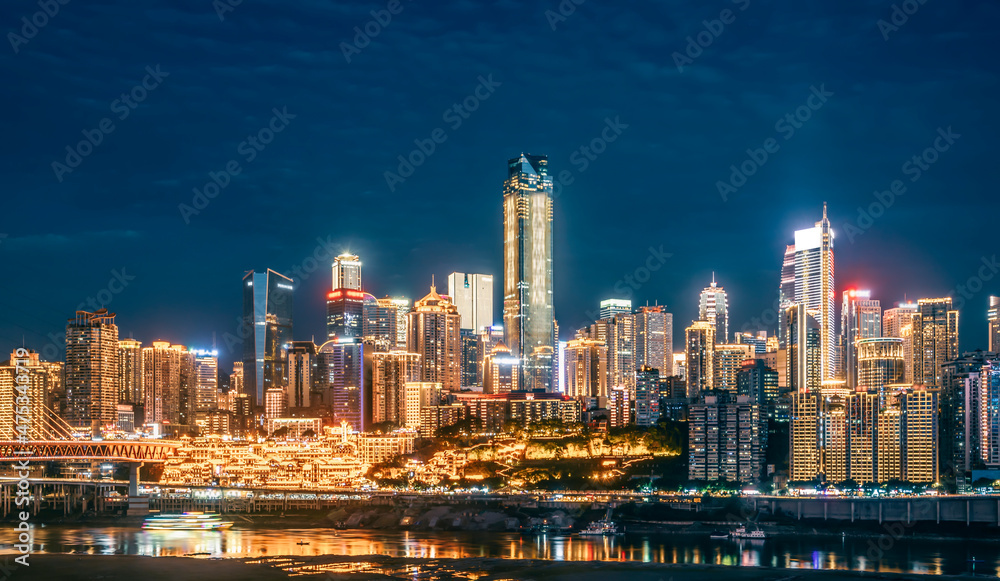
(0, 440), (178, 462)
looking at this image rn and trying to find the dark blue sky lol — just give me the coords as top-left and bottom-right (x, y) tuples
(2, 0), (997, 370)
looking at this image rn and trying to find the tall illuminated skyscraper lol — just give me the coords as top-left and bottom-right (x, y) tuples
(989, 296), (1000, 353)
(913, 297), (959, 388)
(118, 338), (143, 407)
(389, 297), (411, 350)
(65, 309), (119, 429)
(285, 341), (318, 409)
(192, 350), (219, 417)
(883, 302), (919, 383)
(840, 289), (881, 388)
(332, 253), (362, 291)
(503, 153), (555, 392)
(698, 275), (729, 343)
(447, 273), (493, 332)
(783, 204), (835, 379)
(634, 305), (672, 376)
(599, 299), (631, 320)
(407, 284), (462, 393)
(242, 269), (294, 407)
(685, 321), (715, 398)
(563, 337), (607, 399)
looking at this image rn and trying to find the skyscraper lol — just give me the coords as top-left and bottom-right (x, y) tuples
(285, 341), (318, 409)
(713, 343), (755, 393)
(784, 204), (835, 379)
(634, 367), (663, 427)
(326, 288), (366, 341)
(634, 305), (672, 376)
(142, 341), (189, 426)
(913, 298), (959, 388)
(192, 350), (219, 418)
(0, 350), (61, 439)
(563, 337), (607, 398)
(371, 351), (421, 425)
(503, 153), (555, 392)
(698, 275), (729, 343)
(483, 342), (519, 395)
(65, 309), (119, 429)
(242, 269), (294, 407)
(883, 302), (919, 383)
(856, 337), (904, 404)
(785, 303), (821, 393)
(448, 272), (493, 332)
(408, 284), (462, 392)
(989, 296), (1000, 353)
(685, 321), (715, 399)
(317, 338), (372, 432)
(118, 338), (143, 407)
(599, 299), (631, 321)
(366, 295), (398, 351)
(389, 297), (411, 349)
(840, 289), (881, 388)
(332, 252), (362, 291)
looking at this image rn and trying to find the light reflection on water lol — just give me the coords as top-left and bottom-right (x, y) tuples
(0, 526), (997, 576)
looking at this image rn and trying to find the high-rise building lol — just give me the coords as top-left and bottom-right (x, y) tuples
(65, 309), (119, 429)
(230, 361), (244, 399)
(408, 284), (462, 393)
(856, 338), (904, 404)
(366, 297), (399, 352)
(372, 351), (421, 425)
(503, 153), (555, 392)
(785, 304), (821, 393)
(783, 205), (835, 379)
(599, 299), (631, 321)
(735, 331), (768, 355)
(713, 344), (755, 393)
(685, 321), (715, 398)
(389, 297), (411, 349)
(483, 342), (519, 395)
(242, 270), (293, 407)
(634, 305), (672, 376)
(789, 391), (822, 481)
(459, 329), (482, 388)
(264, 386), (287, 420)
(317, 338), (372, 432)
(142, 341), (189, 426)
(447, 273), (494, 332)
(118, 338), (143, 407)
(326, 288), (366, 341)
(899, 386), (940, 482)
(406, 381), (442, 431)
(608, 386), (630, 428)
(913, 298), (959, 388)
(840, 289), (881, 388)
(603, 313), (635, 389)
(698, 275), (729, 343)
(332, 252), (362, 291)
(689, 393), (763, 483)
(989, 296), (1000, 353)
(672, 353), (687, 381)
(883, 302), (919, 383)
(285, 341), (318, 409)
(634, 366), (663, 427)
(941, 351), (1000, 475)
(192, 350), (219, 418)
(737, 359), (779, 419)
(0, 350), (60, 439)
(563, 338), (607, 399)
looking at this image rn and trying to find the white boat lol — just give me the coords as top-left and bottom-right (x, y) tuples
(709, 530), (730, 539)
(143, 511), (233, 530)
(578, 519), (622, 536)
(730, 525), (766, 539)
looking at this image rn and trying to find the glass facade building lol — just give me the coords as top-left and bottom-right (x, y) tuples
(242, 269), (294, 407)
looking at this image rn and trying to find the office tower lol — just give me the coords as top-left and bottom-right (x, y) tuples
(326, 288), (367, 341)
(386, 297), (410, 349)
(672, 353), (687, 381)
(192, 350), (219, 417)
(142, 342), (188, 426)
(503, 153), (555, 392)
(285, 341), (318, 409)
(698, 275), (729, 343)
(634, 366), (663, 427)
(317, 338), (372, 432)
(599, 299), (632, 321)
(483, 342), (519, 394)
(685, 321), (715, 398)
(372, 351), (421, 425)
(332, 252), (362, 291)
(942, 351), (1000, 475)
(789, 391), (821, 481)
(781, 204), (835, 379)
(846, 391), (879, 483)
(737, 359), (779, 419)
(883, 302), (919, 382)
(563, 338), (607, 398)
(65, 309), (119, 429)
(265, 387), (287, 420)
(785, 304), (821, 393)
(989, 296), (1000, 353)
(604, 313), (635, 389)
(407, 284), (462, 393)
(635, 305), (672, 375)
(900, 386), (940, 482)
(840, 290), (881, 387)
(689, 393), (763, 483)
(242, 269), (293, 407)
(0, 350), (60, 439)
(117, 338), (143, 409)
(735, 331), (768, 355)
(608, 386), (630, 427)
(459, 329), (482, 388)
(856, 338), (904, 404)
(913, 298), (959, 388)
(448, 273), (494, 332)
(713, 344), (754, 393)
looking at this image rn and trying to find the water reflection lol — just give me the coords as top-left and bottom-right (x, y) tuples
(0, 526), (994, 577)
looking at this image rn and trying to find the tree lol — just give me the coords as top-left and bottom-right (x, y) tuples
(271, 426), (289, 438)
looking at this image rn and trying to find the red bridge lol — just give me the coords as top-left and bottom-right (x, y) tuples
(0, 440), (178, 462)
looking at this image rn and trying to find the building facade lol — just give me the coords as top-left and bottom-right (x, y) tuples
(65, 309), (120, 429)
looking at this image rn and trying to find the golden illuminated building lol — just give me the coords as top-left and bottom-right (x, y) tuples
(483, 342), (518, 395)
(913, 297), (959, 388)
(713, 343), (754, 393)
(563, 337), (607, 398)
(371, 351), (421, 424)
(65, 309), (119, 429)
(407, 284), (462, 392)
(685, 321), (715, 398)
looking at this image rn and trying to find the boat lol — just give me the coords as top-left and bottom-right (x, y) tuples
(577, 519), (622, 536)
(709, 530), (730, 539)
(296, 541), (310, 545)
(142, 512), (234, 531)
(730, 525), (766, 539)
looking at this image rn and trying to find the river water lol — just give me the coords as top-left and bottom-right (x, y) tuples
(2, 526), (998, 576)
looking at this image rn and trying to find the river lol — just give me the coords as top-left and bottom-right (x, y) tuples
(2, 526), (998, 576)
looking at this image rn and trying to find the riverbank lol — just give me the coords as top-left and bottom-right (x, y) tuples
(20, 554), (990, 581)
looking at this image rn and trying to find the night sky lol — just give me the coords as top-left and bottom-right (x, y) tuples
(2, 0), (997, 370)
